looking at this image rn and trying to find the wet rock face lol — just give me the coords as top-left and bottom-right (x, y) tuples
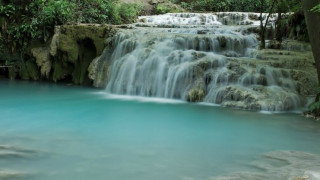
(51, 25), (118, 85)
(31, 47), (51, 78)
(88, 49), (113, 88)
(187, 89), (205, 102)
(102, 13), (317, 111)
(12, 24), (118, 85)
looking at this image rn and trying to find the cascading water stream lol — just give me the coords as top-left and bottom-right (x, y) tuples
(100, 12), (312, 111)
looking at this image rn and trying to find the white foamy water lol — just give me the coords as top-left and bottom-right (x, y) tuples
(89, 12), (313, 111)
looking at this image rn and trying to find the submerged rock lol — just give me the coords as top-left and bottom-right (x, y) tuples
(210, 151), (320, 180)
(0, 145), (38, 179)
(0, 169), (27, 180)
(0, 145), (38, 159)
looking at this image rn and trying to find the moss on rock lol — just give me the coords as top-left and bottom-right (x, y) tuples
(52, 57), (74, 82)
(31, 47), (51, 78)
(88, 49), (112, 88)
(52, 24), (118, 85)
(19, 60), (40, 80)
(187, 89), (205, 102)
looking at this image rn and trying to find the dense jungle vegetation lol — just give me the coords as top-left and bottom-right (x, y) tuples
(0, 0), (142, 56)
(179, 0), (299, 12)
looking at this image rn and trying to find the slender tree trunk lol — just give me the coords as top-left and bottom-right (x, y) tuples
(275, 10), (282, 47)
(260, 0), (265, 49)
(260, 13), (266, 48)
(260, 0), (277, 49)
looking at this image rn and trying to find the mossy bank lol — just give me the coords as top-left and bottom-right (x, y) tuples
(4, 24), (119, 87)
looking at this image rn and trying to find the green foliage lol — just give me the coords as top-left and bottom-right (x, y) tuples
(108, 3), (142, 24)
(155, 4), (171, 14)
(285, 0), (302, 12)
(180, 0), (265, 12)
(310, 101), (320, 112)
(288, 11), (309, 41)
(72, 0), (113, 23)
(0, 3), (15, 16)
(0, 0), (142, 57)
(309, 88), (320, 114)
(155, 3), (184, 14)
(311, 3), (320, 12)
(118, 3), (142, 24)
(179, 0), (301, 13)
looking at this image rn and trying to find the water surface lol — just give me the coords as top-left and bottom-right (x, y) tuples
(0, 80), (320, 179)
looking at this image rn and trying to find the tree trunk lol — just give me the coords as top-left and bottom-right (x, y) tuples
(259, 0), (276, 49)
(260, 12), (266, 49)
(302, 0), (320, 85)
(302, 0), (320, 115)
(275, 10), (282, 47)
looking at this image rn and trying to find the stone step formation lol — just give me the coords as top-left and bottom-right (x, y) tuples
(89, 12), (317, 111)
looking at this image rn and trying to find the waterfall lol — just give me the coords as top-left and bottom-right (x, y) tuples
(99, 13), (315, 111)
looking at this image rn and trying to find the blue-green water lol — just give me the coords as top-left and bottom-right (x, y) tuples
(1, 80), (320, 180)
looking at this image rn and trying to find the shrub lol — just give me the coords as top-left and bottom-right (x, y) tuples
(0, 0), (142, 57)
(156, 4), (171, 14)
(180, 0), (265, 12)
(155, 3), (184, 14)
(118, 3), (142, 24)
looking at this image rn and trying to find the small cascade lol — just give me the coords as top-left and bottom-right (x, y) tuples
(98, 12), (316, 111)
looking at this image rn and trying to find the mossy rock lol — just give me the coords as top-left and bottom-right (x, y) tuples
(187, 89), (205, 102)
(57, 33), (79, 63)
(52, 57), (74, 82)
(19, 60), (40, 80)
(51, 24), (118, 85)
(88, 50), (112, 88)
(31, 47), (52, 78)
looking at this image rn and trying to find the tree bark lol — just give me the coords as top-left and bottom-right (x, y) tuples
(260, 0), (277, 49)
(275, 10), (282, 44)
(302, 0), (320, 85)
(302, 0), (320, 114)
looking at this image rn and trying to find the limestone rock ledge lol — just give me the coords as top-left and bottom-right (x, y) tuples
(9, 24), (119, 86)
(185, 47), (318, 111)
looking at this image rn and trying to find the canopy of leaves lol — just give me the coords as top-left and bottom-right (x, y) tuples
(179, 0), (301, 13)
(0, 0), (142, 54)
(180, 0), (266, 12)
